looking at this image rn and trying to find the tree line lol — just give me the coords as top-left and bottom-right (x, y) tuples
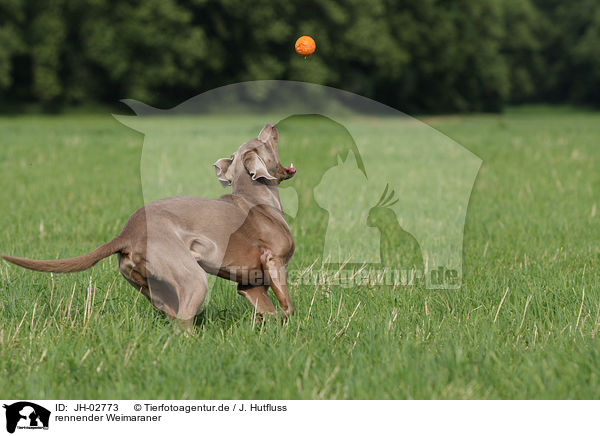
(1, 0), (599, 112)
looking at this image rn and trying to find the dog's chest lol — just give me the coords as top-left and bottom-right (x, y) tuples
(228, 208), (293, 260)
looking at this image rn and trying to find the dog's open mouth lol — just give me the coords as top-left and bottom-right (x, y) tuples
(285, 162), (296, 176)
(279, 162), (296, 180)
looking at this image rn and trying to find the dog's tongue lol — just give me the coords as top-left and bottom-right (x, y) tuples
(285, 163), (296, 174)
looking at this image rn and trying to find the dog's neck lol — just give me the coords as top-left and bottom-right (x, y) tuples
(231, 161), (283, 213)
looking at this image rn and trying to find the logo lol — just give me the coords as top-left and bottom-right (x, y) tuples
(3, 402), (50, 433)
(115, 80), (481, 292)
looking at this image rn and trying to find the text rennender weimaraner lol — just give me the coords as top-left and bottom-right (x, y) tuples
(2, 124), (296, 329)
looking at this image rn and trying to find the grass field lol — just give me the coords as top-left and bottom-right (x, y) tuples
(0, 106), (599, 399)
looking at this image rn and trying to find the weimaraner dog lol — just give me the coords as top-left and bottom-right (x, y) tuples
(2, 123), (296, 329)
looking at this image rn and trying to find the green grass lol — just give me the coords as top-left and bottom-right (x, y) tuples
(0, 107), (599, 399)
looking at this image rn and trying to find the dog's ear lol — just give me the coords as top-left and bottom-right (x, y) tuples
(258, 123), (278, 145)
(213, 155), (235, 187)
(243, 150), (277, 182)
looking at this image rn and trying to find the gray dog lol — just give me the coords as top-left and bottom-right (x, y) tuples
(2, 123), (296, 329)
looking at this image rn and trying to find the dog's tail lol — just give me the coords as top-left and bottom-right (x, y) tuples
(1, 237), (127, 273)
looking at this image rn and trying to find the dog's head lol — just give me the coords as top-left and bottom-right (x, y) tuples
(214, 123), (296, 187)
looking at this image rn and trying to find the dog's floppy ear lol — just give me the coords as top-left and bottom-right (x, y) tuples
(213, 155), (235, 187)
(243, 150), (276, 181)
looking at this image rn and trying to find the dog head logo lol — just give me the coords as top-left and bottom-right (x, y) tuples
(3, 402), (50, 433)
(115, 80), (481, 291)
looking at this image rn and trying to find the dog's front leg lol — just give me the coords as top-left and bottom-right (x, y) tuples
(237, 284), (275, 317)
(260, 250), (295, 316)
(168, 316), (195, 332)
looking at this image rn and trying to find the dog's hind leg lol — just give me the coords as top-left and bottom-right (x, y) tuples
(120, 245), (208, 329)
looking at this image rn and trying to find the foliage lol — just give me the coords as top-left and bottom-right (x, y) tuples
(0, 0), (599, 111)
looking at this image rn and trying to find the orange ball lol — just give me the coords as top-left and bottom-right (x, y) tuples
(295, 36), (316, 58)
